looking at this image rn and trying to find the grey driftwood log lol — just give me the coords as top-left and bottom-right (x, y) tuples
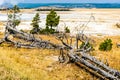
(58, 33), (120, 80)
(0, 20), (61, 49)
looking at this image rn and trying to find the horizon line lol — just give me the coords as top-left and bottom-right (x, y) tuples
(18, 2), (120, 4)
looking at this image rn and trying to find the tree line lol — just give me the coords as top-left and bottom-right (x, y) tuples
(10, 5), (70, 34)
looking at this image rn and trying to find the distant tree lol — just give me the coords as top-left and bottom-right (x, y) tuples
(12, 5), (20, 13)
(8, 5), (21, 28)
(46, 9), (60, 29)
(30, 13), (40, 34)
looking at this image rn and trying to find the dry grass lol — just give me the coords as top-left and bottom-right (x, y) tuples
(0, 33), (120, 80)
(92, 36), (120, 70)
(0, 22), (4, 26)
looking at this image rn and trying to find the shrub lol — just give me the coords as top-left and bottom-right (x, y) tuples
(99, 38), (113, 51)
(39, 26), (58, 34)
(80, 42), (94, 51)
(65, 27), (70, 33)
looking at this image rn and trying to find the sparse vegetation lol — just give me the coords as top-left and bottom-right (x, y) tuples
(99, 38), (113, 51)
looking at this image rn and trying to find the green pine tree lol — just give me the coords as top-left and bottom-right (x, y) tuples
(46, 9), (60, 29)
(30, 13), (40, 34)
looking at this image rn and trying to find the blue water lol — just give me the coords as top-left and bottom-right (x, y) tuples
(17, 3), (120, 9)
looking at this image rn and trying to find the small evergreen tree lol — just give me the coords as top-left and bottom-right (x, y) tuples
(30, 13), (40, 34)
(8, 5), (21, 28)
(99, 38), (113, 51)
(46, 9), (60, 29)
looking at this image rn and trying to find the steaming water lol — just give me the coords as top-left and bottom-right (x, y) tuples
(0, 13), (46, 21)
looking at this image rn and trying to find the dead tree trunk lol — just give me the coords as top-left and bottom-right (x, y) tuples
(0, 20), (62, 49)
(58, 33), (120, 80)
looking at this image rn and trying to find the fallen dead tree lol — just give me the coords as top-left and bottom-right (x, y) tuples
(0, 20), (62, 49)
(57, 15), (120, 79)
(58, 33), (120, 80)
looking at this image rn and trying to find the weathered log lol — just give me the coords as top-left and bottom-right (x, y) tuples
(58, 32), (120, 79)
(59, 41), (120, 79)
(0, 20), (62, 49)
(7, 26), (37, 42)
(75, 51), (120, 78)
(68, 53), (119, 79)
